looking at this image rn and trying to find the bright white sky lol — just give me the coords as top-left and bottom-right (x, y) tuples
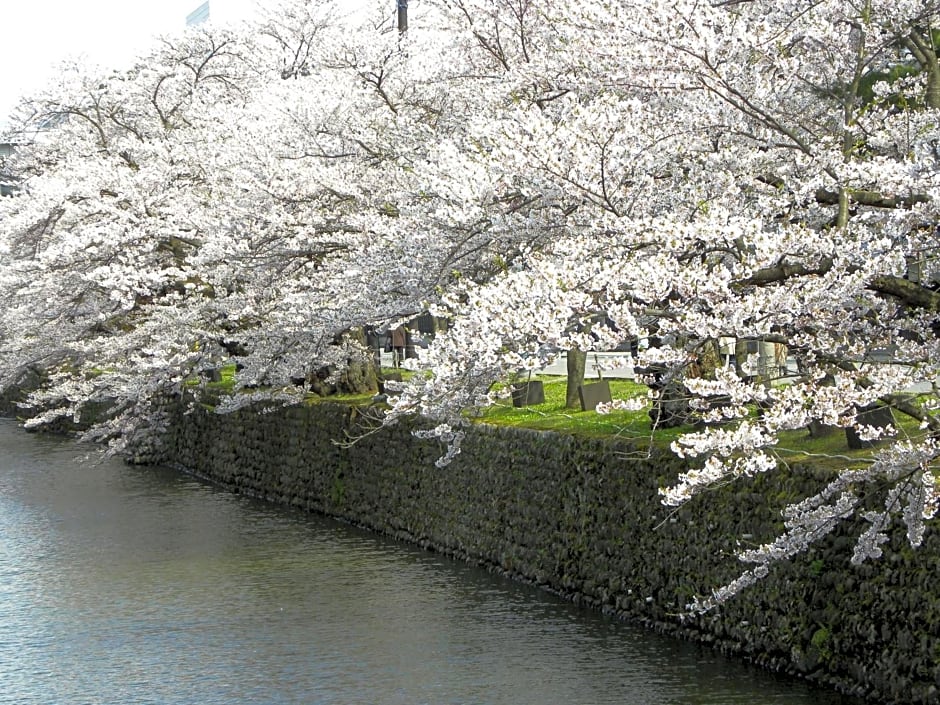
(0, 0), (257, 129)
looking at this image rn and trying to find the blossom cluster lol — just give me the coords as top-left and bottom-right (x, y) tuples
(2, 0), (940, 609)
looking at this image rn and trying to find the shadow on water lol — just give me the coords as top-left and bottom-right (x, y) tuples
(0, 420), (866, 705)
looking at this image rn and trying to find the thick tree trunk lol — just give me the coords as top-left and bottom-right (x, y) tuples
(733, 338), (749, 378)
(906, 29), (940, 110)
(692, 338), (722, 380)
(565, 348), (587, 409)
(309, 327), (379, 396)
(649, 338), (723, 428)
(338, 327), (379, 394)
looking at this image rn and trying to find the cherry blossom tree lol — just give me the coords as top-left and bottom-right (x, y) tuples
(2, 0), (940, 611)
(0, 0), (539, 444)
(0, 25), (266, 450)
(387, 0), (940, 609)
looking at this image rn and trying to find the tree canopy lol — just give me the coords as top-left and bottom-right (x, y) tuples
(3, 0), (940, 609)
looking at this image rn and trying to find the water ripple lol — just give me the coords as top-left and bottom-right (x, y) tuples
(0, 420), (862, 705)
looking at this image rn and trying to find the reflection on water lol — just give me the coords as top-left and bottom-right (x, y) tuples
(0, 420), (863, 705)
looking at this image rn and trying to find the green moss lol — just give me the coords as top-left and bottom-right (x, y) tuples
(811, 626), (833, 663)
(184, 363), (238, 391)
(303, 392), (375, 407)
(380, 367), (414, 380)
(330, 475), (346, 506)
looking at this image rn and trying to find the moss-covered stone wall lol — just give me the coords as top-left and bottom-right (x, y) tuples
(153, 401), (938, 704)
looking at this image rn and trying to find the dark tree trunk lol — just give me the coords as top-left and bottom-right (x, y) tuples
(337, 327), (379, 394)
(309, 327), (379, 396)
(648, 339), (722, 428)
(566, 348), (587, 409)
(733, 338), (749, 378)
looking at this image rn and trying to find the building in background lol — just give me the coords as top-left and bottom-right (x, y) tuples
(1, 142), (17, 196)
(185, 0), (258, 28)
(186, 2), (210, 26)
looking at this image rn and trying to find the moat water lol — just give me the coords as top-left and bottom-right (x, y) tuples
(0, 420), (864, 704)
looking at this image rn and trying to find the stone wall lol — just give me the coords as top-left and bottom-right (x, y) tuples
(127, 400), (940, 703)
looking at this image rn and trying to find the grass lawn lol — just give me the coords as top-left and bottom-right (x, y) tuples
(191, 365), (920, 464)
(475, 374), (922, 465)
(475, 375), (665, 440)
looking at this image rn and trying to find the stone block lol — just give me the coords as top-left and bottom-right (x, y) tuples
(807, 420), (840, 438)
(578, 380), (612, 412)
(511, 381), (545, 407)
(846, 404), (896, 449)
(201, 368), (223, 383)
(379, 372), (403, 395)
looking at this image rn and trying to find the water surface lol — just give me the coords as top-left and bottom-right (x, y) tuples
(0, 420), (863, 704)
